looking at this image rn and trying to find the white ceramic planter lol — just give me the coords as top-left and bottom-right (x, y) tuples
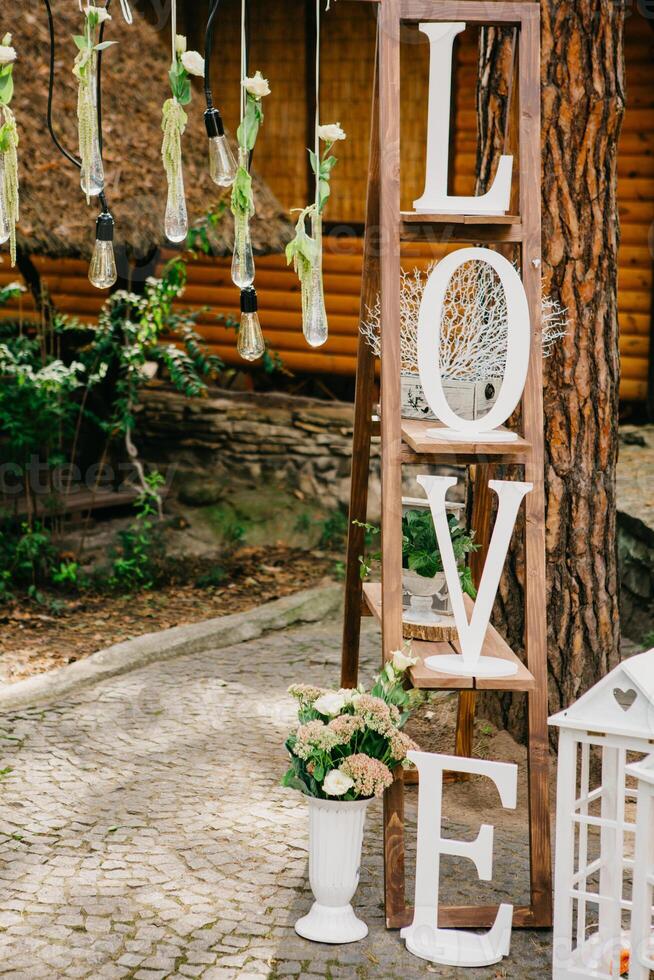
(295, 796), (371, 944)
(402, 569), (450, 624)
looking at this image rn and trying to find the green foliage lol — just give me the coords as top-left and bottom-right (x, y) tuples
(309, 149), (338, 212)
(402, 509), (478, 598)
(195, 564), (228, 589)
(236, 93), (264, 153)
(319, 509), (348, 551)
(231, 165), (254, 219)
(642, 631), (654, 650)
(108, 472), (165, 592)
(354, 511), (479, 599)
(168, 60), (191, 106)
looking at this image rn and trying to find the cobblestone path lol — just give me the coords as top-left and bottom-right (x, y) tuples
(0, 616), (552, 978)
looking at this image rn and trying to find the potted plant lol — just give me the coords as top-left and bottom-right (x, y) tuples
(401, 508), (478, 624)
(282, 651), (419, 944)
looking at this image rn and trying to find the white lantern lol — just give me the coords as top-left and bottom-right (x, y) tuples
(549, 649), (654, 979)
(624, 754), (654, 979)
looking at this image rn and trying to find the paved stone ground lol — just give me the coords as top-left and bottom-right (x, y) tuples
(0, 616), (552, 979)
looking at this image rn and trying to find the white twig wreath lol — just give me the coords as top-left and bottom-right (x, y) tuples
(360, 260), (567, 381)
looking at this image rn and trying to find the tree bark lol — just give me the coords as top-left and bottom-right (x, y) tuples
(476, 3), (624, 735)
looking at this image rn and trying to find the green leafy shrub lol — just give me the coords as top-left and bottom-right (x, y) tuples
(108, 472), (165, 592)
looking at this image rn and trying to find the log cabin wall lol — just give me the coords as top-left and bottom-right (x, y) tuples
(0, 4), (651, 403)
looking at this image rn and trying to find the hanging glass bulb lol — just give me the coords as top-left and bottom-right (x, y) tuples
(231, 210), (255, 288)
(88, 211), (117, 289)
(205, 108), (237, 187)
(237, 287), (265, 361)
(0, 155), (9, 246)
(80, 61), (104, 198)
(165, 166), (188, 243)
(231, 148), (255, 287)
(303, 211), (328, 348)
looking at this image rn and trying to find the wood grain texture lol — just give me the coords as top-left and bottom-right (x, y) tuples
(341, 35), (381, 689)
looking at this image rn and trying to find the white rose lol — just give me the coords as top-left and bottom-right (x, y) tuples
(0, 46), (17, 65)
(314, 692), (346, 717)
(175, 34), (187, 55)
(318, 122), (346, 143)
(392, 649), (418, 671)
(338, 688), (358, 704)
(181, 50), (205, 77)
(323, 769), (354, 797)
(84, 5), (112, 23)
(243, 70), (271, 99)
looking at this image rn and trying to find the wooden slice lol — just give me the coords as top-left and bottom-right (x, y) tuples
(402, 618), (459, 642)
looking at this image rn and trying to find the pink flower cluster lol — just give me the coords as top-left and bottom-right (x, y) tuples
(340, 754), (394, 798)
(327, 714), (364, 744)
(388, 729), (419, 762)
(292, 720), (339, 759)
(287, 684), (326, 707)
(352, 694), (401, 737)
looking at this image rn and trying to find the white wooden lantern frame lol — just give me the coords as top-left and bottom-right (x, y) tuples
(549, 649), (654, 980)
(624, 754), (654, 980)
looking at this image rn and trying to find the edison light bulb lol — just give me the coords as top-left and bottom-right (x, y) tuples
(237, 287), (265, 361)
(205, 108), (237, 187)
(165, 168), (188, 243)
(88, 211), (117, 289)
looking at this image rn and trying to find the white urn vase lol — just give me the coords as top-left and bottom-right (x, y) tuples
(295, 796), (371, 943)
(402, 568), (448, 624)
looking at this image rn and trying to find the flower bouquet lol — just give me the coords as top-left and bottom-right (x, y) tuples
(283, 650), (419, 943)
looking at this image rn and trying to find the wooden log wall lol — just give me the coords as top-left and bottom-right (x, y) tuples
(0, 8), (650, 398)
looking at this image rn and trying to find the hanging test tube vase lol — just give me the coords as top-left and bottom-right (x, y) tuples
(0, 155), (10, 246)
(78, 42), (105, 200)
(162, 99), (189, 244)
(231, 151), (255, 288)
(303, 210), (328, 348)
(165, 165), (188, 243)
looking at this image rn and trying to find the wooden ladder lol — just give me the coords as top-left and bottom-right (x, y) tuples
(340, 0), (552, 930)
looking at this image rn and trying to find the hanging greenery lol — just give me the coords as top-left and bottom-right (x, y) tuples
(286, 124), (346, 346)
(161, 34), (204, 241)
(0, 33), (19, 266)
(230, 70), (270, 288)
(72, 4), (116, 203)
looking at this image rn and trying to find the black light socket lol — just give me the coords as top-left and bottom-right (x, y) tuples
(95, 211), (114, 242)
(205, 107), (225, 138)
(240, 287), (258, 314)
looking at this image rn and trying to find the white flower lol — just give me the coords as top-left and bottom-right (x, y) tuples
(84, 5), (112, 23)
(322, 769), (354, 797)
(392, 649), (418, 671)
(243, 70), (271, 99)
(0, 45), (17, 65)
(181, 50), (205, 77)
(318, 122), (346, 143)
(338, 688), (358, 704)
(314, 692), (346, 717)
(175, 34), (187, 55)
(2, 33), (12, 47)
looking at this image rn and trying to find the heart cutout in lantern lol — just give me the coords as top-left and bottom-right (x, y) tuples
(613, 687), (637, 712)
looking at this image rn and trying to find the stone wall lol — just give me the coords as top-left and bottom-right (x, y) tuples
(136, 384), (382, 517)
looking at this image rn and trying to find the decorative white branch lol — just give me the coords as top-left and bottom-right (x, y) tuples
(360, 260), (568, 381)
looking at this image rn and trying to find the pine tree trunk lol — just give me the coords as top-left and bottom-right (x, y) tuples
(476, 4), (624, 734)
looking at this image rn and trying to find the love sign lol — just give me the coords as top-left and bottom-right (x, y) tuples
(413, 22), (513, 215)
(417, 474), (531, 678)
(417, 248), (531, 443)
(401, 751), (517, 967)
